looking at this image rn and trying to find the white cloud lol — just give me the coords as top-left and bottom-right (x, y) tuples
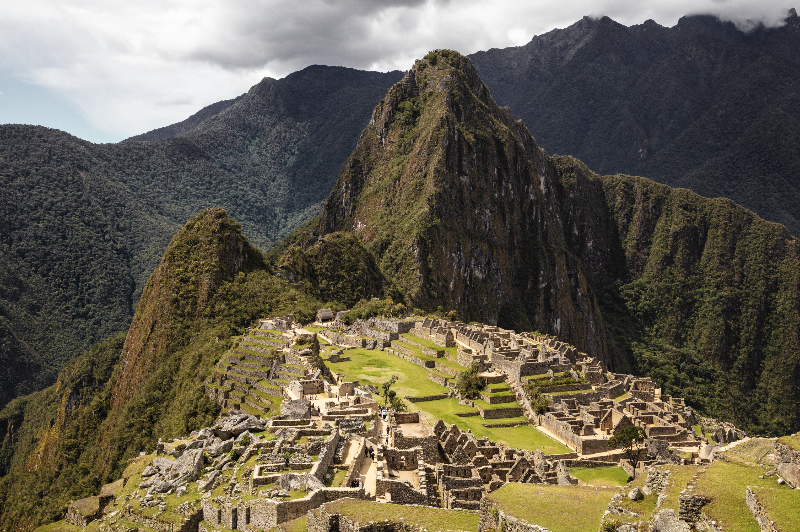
(0, 0), (792, 141)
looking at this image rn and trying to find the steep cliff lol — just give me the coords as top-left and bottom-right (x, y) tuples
(289, 50), (799, 433)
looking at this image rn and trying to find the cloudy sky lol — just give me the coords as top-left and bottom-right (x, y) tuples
(0, 0), (792, 143)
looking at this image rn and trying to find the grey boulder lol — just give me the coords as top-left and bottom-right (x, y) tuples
(628, 487), (644, 501)
(207, 438), (234, 458)
(168, 449), (204, 486)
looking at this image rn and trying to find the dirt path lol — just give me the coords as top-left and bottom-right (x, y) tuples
(341, 438), (361, 466)
(359, 455), (377, 496)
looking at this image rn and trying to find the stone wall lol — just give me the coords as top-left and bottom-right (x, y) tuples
(477, 405), (523, 419)
(678, 493), (710, 524)
(746, 487), (779, 532)
(387, 346), (435, 369)
(774, 440), (800, 488)
(370, 319), (415, 334)
(327, 333), (367, 348)
(479, 498), (554, 532)
(545, 391), (601, 406)
(203, 488), (367, 530)
(434, 362), (458, 377)
(405, 394), (450, 403)
(342, 437), (366, 488)
(428, 372), (450, 386)
(310, 430), (341, 481)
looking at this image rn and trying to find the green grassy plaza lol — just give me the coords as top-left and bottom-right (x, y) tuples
(487, 483), (615, 532)
(324, 346), (570, 453)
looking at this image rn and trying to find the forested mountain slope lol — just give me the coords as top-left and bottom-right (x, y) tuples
(0, 66), (401, 408)
(0, 209), (331, 530)
(282, 50), (799, 435)
(470, 9), (800, 235)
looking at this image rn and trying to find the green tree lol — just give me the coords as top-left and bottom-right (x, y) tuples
(608, 426), (647, 477)
(523, 382), (552, 415)
(455, 362), (486, 399)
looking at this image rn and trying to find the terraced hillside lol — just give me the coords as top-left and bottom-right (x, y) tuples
(205, 328), (301, 418)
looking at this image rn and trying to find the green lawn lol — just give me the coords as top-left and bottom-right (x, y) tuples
(324, 467), (349, 487)
(413, 398), (569, 453)
(655, 465), (699, 513)
(614, 468), (658, 524)
(751, 487), (800, 531)
(488, 483), (615, 532)
(568, 466), (630, 487)
(694, 461), (769, 532)
(322, 499), (478, 531)
(325, 348), (448, 398)
(325, 347), (569, 453)
(777, 433), (800, 451)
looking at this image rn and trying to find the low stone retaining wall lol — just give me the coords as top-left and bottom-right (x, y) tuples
(481, 393), (517, 405)
(481, 422), (529, 428)
(428, 372), (450, 386)
(775, 440), (800, 488)
(477, 406), (523, 419)
(535, 383), (592, 394)
(479, 498), (554, 532)
(405, 394), (450, 403)
(386, 347), (435, 369)
(422, 346), (445, 357)
(254, 382), (283, 396)
(454, 411), (480, 417)
(746, 487), (779, 532)
(434, 362), (458, 377)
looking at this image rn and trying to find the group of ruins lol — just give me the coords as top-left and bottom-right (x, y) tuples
(65, 310), (793, 532)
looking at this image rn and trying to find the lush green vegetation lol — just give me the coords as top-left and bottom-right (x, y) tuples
(470, 13), (800, 238)
(0, 66), (402, 410)
(751, 487), (800, 532)
(488, 483), (615, 532)
(0, 209), (331, 530)
(325, 347), (448, 398)
(455, 362), (486, 399)
(568, 467), (630, 487)
(278, 233), (388, 308)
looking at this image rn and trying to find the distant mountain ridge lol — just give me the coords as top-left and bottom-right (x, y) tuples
(0, 66), (402, 408)
(470, 8), (800, 234)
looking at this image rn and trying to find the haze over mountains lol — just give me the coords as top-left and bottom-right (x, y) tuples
(1, 10), (799, 416)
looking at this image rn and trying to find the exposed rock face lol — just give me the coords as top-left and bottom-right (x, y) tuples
(281, 399), (313, 419)
(274, 472), (325, 492)
(775, 440), (800, 488)
(650, 509), (690, 532)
